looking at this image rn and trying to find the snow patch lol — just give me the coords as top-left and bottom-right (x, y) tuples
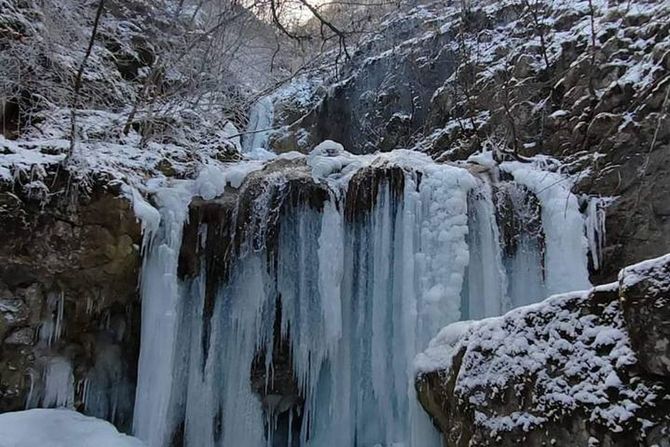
(0, 409), (145, 447)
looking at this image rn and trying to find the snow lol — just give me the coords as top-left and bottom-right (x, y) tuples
(0, 136), (65, 182)
(414, 320), (475, 373)
(466, 150), (497, 168)
(245, 147), (277, 161)
(222, 122), (242, 153)
(0, 409), (145, 447)
(123, 186), (161, 236)
(549, 110), (569, 119)
(306, 140), (358, 181)
(312, 139), (345, 156)
(277, 151), (305, 161)
(272, 74), (324, 109)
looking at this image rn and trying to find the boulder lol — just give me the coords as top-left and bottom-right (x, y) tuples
(416, 256), (670, 446)
(619, 254), (670, 376)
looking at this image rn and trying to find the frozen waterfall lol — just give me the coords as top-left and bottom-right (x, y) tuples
(132, 149), (594, 447)
(243, 97), (275, 153)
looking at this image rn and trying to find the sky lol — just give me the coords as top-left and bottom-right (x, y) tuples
(282, 0), (329, 23)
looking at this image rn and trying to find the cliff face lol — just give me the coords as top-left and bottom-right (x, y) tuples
(0, 172), (141, 431)
(415, 254), (670, 447)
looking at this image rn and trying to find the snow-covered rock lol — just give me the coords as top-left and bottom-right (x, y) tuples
(619, 254), (670, 376)
(0, 409), (145, 447)
(415, 255), (670, 447)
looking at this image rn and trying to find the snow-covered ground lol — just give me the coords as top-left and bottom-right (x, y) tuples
(0, 409), (145, 447)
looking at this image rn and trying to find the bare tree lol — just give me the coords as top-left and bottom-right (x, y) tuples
(496, 61), (520, 154)
(69, 0), (105, 157)
(2, 0), (398, 148)
(586, 0), (598, 96)
(254, 0), (399, 67)
(121, 1), (278, 144)
(522, 0), (551, 70)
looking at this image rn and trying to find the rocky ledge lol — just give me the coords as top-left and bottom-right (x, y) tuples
(415, 254), (670, 446)
(0, 173), (142, 431)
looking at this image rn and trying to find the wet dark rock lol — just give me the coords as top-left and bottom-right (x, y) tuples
(493, 182), (544, 259)
(3, 327), (34, 345)
(345, 165), (406, 222)
(276, 20), (458, 154)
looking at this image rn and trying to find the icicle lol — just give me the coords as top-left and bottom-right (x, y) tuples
(317, 195), (344, 353)
(216, 257), (270, 447)
(84, 341), (133, 428)
(42, 356), (75, 408)
(38, 291), (65, 347)
(132, 186), (193, 447)
(415, 164), (475, 346)
(585, 197), (608, 271)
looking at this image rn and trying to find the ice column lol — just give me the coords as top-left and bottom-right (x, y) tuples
(243, 97), (275, 152)
(132, 186), (192, 447)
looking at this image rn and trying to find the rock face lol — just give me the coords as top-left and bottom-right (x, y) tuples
(619, 254), (670, 377)
(270, 11), (458, 154)
(0, 173), (142, 431)
(415, 254), (670, 447)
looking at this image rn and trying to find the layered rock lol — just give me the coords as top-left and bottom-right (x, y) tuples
(415, 254), (670, 446)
